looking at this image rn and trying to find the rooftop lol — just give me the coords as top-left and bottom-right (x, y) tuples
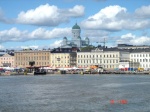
(72, 23), (80, 29)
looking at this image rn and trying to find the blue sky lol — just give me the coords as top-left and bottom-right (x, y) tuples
(0, 0), (150, 50)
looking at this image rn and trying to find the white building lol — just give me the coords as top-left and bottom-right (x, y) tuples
(0, 53), (15, 67)
(77, 47), (129, 70)
(130, 49), (150, 70)
(50, 47), (77, 68)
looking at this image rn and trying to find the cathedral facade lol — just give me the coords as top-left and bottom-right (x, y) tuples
(61, 23), (90, 48)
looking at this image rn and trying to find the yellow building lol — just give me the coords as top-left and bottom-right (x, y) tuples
(15, 50), (51, 68)
(50, 47), (78, 68)
(0, 53), (15, 67)
(51, 53), (76, 68)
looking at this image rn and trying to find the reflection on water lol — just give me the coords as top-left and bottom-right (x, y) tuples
(101, 82), (150, 88)
(0, 74), (150, 112)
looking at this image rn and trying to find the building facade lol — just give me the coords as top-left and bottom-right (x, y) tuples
(0, 53), (14, 67)
(130, 49), (150, 70)
(50, 47), (78, 68)
(51, 53), (76, 68)
(77, 47), (121, 69)
(15, 50), (51, 68)
(61, 23), (90, 48)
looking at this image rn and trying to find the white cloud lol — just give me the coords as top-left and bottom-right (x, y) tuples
(0, 45), (4, 49)
(31, 27), (71, 39)
(81, 5), (126, 31)
(116, 33), (150, 45)
(0, 27), (71, 42)
(21, 45), (39, 49)
(135, 5), (150, 18)
(16, 4), (84, 26)
(0, 28), (28, 42)
(68, 5), (84, 17)
(82, 29), (110, 43)
(49, 40), (62, 48)
(121, 33), (135, 39)
(81, 5), (150, 31)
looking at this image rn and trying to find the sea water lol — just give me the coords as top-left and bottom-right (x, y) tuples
(0, 74), (150, 112)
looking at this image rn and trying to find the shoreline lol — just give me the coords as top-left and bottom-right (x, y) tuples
(1, 72), (150, 76)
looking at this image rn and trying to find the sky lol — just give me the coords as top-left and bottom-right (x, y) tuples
(0, 0), (150, 50)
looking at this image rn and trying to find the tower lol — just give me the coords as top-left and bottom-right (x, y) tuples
(72, 23), (81, 40)
(62, 37), (68, 46)
(85, 37), (90, 45)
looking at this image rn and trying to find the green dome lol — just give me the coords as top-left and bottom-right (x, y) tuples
(85, 37), (89, 40)
(72, 23), (80, 29)
(63, 37), (67, 40)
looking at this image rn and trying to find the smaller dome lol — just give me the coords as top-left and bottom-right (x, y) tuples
(85, 37), (89, 40)
(72, 23), (80, 29)
(63, 37), (67, 40)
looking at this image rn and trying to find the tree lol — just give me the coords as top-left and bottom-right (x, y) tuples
(80, 45), (96, 51)
(29, 61), (35, 67)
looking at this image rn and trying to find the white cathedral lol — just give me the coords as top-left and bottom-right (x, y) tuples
(61, 23), (90, 48)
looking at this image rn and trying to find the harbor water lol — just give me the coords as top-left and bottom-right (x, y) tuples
(0, 74), (150, 112)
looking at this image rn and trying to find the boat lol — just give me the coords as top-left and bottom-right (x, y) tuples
(34, 69), (46, 75)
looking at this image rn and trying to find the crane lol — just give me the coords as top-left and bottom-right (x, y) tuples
(96, 37), (124, 48)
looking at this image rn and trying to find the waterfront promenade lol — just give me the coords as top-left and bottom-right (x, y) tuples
(1, 69), (150, 76)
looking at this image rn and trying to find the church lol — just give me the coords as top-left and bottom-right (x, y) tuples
(61, 23), (90, 48)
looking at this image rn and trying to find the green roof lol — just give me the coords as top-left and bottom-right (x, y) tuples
(63, 37), (67, 40)
(72, 23), (80, 29)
